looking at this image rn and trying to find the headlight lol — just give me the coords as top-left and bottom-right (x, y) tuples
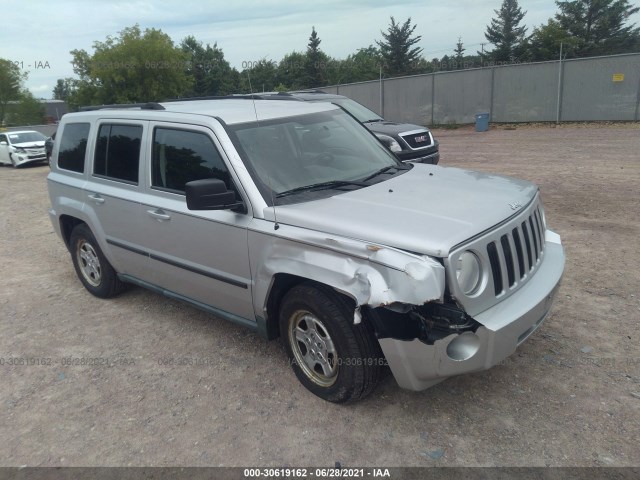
(456, 251), (482, 295)
(375, 134), (402, 153)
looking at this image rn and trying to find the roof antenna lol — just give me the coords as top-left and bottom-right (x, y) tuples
(247, 71), (279, 231)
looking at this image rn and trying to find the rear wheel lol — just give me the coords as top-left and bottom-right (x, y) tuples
(70, 224), (124, 298)
(279, 283), (383, 403)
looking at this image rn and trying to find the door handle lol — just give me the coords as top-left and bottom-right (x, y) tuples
(147, 209), (171, 221)
(88, 193), (105, 205)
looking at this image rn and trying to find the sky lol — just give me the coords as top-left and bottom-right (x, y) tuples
(1, 0), (638, 99)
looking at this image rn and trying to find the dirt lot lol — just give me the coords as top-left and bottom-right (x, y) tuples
(1, 125), (639, 467)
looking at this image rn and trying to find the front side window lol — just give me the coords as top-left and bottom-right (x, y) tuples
(152, 128), (234, 194)
(94, 124), (142, 184)
(58, 123), (90, 173)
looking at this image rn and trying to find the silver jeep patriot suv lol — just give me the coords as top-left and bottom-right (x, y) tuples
(47, 98), (564, 403)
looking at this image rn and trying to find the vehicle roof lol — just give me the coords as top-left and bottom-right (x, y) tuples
(66, 99), (340, 125)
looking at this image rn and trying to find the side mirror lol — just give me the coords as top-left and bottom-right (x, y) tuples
(0, 141), (7, 146)
(185, 178), (242, 211)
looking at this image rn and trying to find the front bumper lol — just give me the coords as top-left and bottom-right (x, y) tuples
(379, 229), (564, 391)
(399, 150), (440, 165)
(11, 151), (47, 167)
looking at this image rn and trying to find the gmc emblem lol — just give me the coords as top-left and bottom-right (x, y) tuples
(414, 135), (428, 143)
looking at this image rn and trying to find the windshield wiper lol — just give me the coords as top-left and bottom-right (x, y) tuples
(359, 164), (409, 183)
(276, 180), (368, 198)
(364, 118), (384, 123)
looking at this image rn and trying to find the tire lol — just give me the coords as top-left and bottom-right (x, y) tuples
(279, 283), (383, 403)
(69, 224), (124, 298)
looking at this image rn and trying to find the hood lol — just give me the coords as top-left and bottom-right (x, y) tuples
(364, 121), (429, 136)
(14, 141), (45, 148)
(268, 165), (538, 257)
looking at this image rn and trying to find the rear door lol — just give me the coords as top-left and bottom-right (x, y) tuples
(139, 122), (254, 321)
(83, 120), (151, 281)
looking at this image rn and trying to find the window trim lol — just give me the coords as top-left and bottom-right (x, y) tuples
(92, 122), (144, 185)
(149, 125), (238, 196)
(57, 122), (92, 174)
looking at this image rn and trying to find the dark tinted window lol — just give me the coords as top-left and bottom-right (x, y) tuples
(152, 128), (234, 194)
(94, 124), (142, 183)
(58, 123), (90, 173)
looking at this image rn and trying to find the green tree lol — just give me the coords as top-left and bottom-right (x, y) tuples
(241, 59), (279, 93)
(454, 37), (466, 68)
(52, 78), (76, 101)
(376, 17), (423, 76)
(526, 19), (579, 60)
(277, 51), (309, 90)
(69, 25), (191, 106)
(181, 35), (239, 97)
(0, 59), (27, 125)
(483, 0), (528, 62)
(11, 90), (45, 125)
(555, 0), (640, 56)
(333, 46), (382, 84)
(306, 27), (329, 87)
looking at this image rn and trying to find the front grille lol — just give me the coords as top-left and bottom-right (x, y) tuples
(486, 205), (546, 296)
(400, 131), (433, 149)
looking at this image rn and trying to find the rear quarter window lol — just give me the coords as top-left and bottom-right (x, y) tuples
(58, 123), (91, 173)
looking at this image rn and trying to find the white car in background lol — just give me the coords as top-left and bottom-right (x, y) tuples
(0, 130), (48, 167)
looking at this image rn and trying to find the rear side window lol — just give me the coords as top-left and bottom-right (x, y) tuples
(152, 128), (234, 194)
(58, 123), (90, 173)
(94, 124), (142, 184)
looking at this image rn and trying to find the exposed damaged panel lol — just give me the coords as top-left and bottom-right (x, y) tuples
(248, 219), (446, 323)
(367, 302), (480, 345)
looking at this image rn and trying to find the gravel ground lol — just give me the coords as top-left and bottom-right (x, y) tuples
(0, 125), (638, 467)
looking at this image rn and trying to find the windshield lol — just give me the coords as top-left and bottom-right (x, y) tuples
(229, 109), (402, 205)
(329, 98), (383, 123)
(8, 132), (46, 144)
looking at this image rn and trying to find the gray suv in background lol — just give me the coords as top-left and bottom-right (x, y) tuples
(47, 98), (563, 403)
(247, 90), (440, 164)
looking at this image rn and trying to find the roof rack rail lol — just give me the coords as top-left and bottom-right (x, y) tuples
(165, 94), (281, 102)
(290, 89), (328, 94)
(79, 102), (165, 112)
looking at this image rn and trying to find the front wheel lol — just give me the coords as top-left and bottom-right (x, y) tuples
(279, 283), (383, 403)
(69, 224), (124, 298)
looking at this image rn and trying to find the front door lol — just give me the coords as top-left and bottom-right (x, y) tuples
(138, 122), (254, 321)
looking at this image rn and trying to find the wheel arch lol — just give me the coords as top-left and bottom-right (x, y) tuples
(59, 215), (86, 252)
(261, 273), (358, 340)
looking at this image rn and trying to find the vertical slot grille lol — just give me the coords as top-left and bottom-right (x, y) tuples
(534, 209), (544, 249)
(453, 201), (548, 303)
(500, 235), (516, 287)
(512, 228), (526, 279)
(487, 242), (502, 295)
(529, 217), (539, 261)
(522, 221), (533, 268)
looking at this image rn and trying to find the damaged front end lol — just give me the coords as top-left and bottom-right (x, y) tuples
(370, 228), (564, 391)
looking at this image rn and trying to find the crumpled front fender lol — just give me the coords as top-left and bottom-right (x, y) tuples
(248, 219), (445, 324)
